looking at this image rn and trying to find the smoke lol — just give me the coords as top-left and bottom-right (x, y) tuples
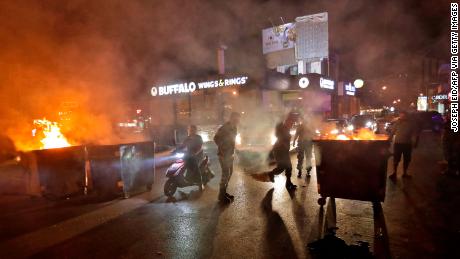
(0, 1), (138, 149)
(0, 0), (450, 150)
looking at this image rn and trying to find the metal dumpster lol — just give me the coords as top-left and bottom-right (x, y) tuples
(313, 139), (390, 205)
(32, 146), (86, 199)
(119, 141), (155, 197)
(87, 144), (122, 197)
(87, 141), (155, 198)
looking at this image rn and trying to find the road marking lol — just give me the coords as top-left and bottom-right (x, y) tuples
(0, 190), (164, 258)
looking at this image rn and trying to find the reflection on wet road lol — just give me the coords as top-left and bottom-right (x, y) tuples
(11, 133), (460, 258)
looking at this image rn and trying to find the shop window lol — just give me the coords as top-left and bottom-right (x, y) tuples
(176, 97), (191, 125)
(191, 92), (219, 125)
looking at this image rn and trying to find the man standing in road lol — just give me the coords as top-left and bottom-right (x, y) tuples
(388, 111), (419, 179)
(293, 116), (314, 178)
(267, 115), (297, 190)
(214, 112), (240, 203)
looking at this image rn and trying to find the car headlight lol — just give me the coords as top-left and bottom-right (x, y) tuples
(315, 129), (321, 134)
(365, 121), (373, 128)
(330, 129), (339, 135)
(235, 133), (242, 145)
(347, 125), (354, 131)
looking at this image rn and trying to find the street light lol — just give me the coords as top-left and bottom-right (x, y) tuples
(354, 79), (364, 88)
(397, 99), (401, 102)
(381, 86), (387, 90)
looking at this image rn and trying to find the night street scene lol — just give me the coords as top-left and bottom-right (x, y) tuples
(0, 0), (459, 258)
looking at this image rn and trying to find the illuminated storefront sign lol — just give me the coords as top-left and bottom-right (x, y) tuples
(345, 82), (356, 96)
(264, 72), (334, 92)
(298, 77), (310, 88)
(432, 94), (449, 101)
(320, 77), (335, 90)
(151, 76), (249, 96)
(417, 96), (428, 111)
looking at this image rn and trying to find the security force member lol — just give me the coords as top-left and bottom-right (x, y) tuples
(268, 115), (297, 190)
(293, 117), (314, 178)
(214, 112), (241, 203)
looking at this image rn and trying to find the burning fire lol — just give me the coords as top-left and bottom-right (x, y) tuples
(317, 128), (388, 141)
(33, 119), (71, 149)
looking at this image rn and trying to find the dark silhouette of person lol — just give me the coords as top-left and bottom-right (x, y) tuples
(214, 112), (240, 203)
(388, 111), (419, 179)
(267, 115), (297, 190)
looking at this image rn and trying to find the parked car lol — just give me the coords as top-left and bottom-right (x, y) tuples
(385, 111), (444, 134)
(313, 118), (353, 137)
(326, 118), (351, 133)
(412, 111), (444, 132)
(376, 115), (398, 134)
(350, 115), (377, 132)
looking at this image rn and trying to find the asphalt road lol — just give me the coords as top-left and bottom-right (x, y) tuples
(0, 132), (459, 258)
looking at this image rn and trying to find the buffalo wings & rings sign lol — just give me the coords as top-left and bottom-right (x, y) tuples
(150, 76), (249, 97)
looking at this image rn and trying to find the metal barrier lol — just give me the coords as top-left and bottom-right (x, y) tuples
(314, 140), (390, 204)
(21, 141), (156, 200)
(31, 146), (86, 199)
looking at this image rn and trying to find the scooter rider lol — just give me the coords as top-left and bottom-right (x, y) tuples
(180, 125), (204, 183)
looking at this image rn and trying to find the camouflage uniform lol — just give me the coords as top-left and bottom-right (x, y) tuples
(214, 122), (237, 198)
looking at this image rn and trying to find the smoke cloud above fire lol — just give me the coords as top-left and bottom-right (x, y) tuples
(0, 0), (450, 150)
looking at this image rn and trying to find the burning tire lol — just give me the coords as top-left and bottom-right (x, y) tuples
(164, 178), (177, 197)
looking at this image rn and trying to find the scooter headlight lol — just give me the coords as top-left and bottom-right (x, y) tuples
(235, 133), (242, 145)
(270, 134), (277, 145)
(175, 152), (185, 159)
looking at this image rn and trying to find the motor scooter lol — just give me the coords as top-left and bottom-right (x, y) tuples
(163, 150), (214, 197)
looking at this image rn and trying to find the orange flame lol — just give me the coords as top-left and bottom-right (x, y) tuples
(318, 128), (388, 141)
(33, 119), (71, 149)
(336, 134), (350, 140)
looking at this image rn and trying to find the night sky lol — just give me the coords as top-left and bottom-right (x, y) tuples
(0, 0), (453, 121)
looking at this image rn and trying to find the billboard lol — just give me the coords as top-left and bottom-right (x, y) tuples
(262, 23), (296, 54)
(295, 12), (329, 61)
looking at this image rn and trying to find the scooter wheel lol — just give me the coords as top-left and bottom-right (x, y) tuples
(164, 179), (177, 197)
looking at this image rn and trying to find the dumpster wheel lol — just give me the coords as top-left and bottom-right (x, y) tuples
(317, 197), (326, 206)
